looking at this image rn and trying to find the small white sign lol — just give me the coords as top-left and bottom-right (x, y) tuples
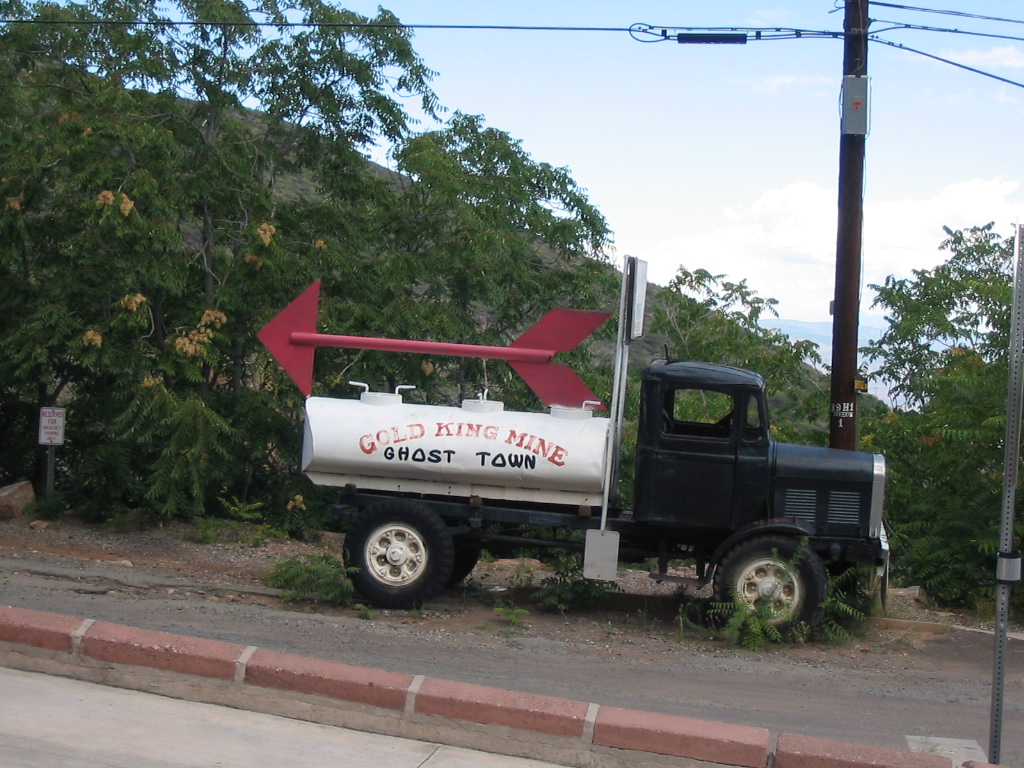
(38, 407), (65, 446)
(630, 258), (648, 340)
(583, 529), (620, 581)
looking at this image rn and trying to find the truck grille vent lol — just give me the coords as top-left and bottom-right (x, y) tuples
(828, 491), (861, 526)
(783, 488), (817, 524)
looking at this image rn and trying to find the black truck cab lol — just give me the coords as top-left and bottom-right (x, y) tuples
(633, 359), (886, 571)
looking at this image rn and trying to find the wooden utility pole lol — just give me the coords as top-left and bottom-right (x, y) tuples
(829, 0), (870, 450)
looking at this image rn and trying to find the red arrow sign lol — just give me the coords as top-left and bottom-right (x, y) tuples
(258, 281), (611, 408)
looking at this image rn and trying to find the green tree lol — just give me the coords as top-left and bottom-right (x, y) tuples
(862, 223), (1017, 607)
(328, 112), (613, 408)
(0, 1), (612, 521)
(647, 266), (827, 441)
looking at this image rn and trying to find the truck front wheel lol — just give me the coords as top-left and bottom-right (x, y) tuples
(344, 500), (454, 609)
(714, 536), (827, 626)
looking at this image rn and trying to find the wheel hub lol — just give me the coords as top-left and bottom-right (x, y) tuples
(736, 559), (800, 619)
(757, 577), (782, 600)
(385, 542), (411, 566)
(364, 524), (427, 586)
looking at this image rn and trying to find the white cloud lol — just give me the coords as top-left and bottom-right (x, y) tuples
(862, 177), (1021, 292)
(643, 178), (1022, 323)
(946, 46), (1024, 70)
(729, 75), (834, 94)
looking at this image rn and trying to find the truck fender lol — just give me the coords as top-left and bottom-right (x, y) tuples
(706, 519), (815, 579)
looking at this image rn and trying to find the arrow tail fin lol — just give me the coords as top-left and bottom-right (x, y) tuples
(510, 309), (611, 353)
(509, 308), (610, 409)
(510, 360), (606, 410)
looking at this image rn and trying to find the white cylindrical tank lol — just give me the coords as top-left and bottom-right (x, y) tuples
(302, 394), (609, 499)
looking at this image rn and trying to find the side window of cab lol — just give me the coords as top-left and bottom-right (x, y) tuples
(743, 394), (768, 443)
(662, 388), (735, 439)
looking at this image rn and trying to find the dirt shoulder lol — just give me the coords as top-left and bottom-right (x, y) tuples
(0, 513), (999, 667)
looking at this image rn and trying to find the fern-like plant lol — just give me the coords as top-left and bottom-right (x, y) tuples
(812, 565), (870, 644)
(709, 600), (787, 651)
(264, 554), (357, 605)
(532, 550), (620, 614)
(219, 495), (266, 522)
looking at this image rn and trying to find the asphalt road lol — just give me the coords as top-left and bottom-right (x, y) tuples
(1, 552), (1021, 764)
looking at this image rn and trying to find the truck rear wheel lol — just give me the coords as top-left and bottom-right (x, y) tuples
(714, 536), (827, 626)
(344, 500), (454, 609)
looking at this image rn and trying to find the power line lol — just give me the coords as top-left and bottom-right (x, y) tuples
(629, 25), (843, 43)
(870, 34), (1024, 89)
(868, 2), (1024, 26)
(0, 17), (847, 42)
(2, 9), (1020, 90)
(871, 19), (1024, 43)
(0, 18), (633, 32)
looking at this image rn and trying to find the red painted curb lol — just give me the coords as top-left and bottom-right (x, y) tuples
(80, 621), (245, 680)
(593, 705), (771, 767)
(0, 605), (81, 653)
(776, 733), (953, 768)
(0, 605), (989, 768)
(415, 677), (589, 738)
(245, 647), (412, 710)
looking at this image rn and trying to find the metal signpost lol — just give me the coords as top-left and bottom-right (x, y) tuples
(990, 224), (1024, 764)
(585, 256), (647, 580)
(38, 406), (65, 500)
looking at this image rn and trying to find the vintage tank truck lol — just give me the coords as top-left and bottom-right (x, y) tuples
(261, 260), (888, 625)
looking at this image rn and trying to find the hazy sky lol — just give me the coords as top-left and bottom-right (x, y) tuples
(344, 2), (1023, 323)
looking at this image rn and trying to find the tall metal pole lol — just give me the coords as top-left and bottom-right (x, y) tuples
(990, 224), (1024, 764)
(829, 0), (869, 450)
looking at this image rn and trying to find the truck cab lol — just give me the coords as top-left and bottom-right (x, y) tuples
(633, 359), (886, 572)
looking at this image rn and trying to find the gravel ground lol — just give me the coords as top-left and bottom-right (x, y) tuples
(0, 513), (999, 652)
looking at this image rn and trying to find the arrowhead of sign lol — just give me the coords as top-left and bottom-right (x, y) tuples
(257, 280), (321, 396)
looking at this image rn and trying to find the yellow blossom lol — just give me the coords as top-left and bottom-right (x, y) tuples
(141, 377), (159, 388)
(257, 222), (276, 246)
(286, 494), (307, 512)
(5, 195), (23, 211)
(96, 190), (115, 206)
(173, 326), (214, 357)
(244, 252), (263, 268)
(314, 239), (327, 251)
(119, 193), (134, 217)
(82, 330), (102, 347)
(200, 309), (227, 328)
(122, 293), (147, 311)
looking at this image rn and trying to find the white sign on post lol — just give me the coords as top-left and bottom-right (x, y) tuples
(38, 407), (66, 446)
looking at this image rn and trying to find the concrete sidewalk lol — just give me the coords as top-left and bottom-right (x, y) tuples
(0, 604), (992, 768)
(2, 666), (562, 768)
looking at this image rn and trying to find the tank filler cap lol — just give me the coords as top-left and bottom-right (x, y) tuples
(461, 389), (504, 413)
(549, 404), (594, 420)
(349, 381), (404, 406)
(462, 399), (504, 413)
(359, 392), (403, 405)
